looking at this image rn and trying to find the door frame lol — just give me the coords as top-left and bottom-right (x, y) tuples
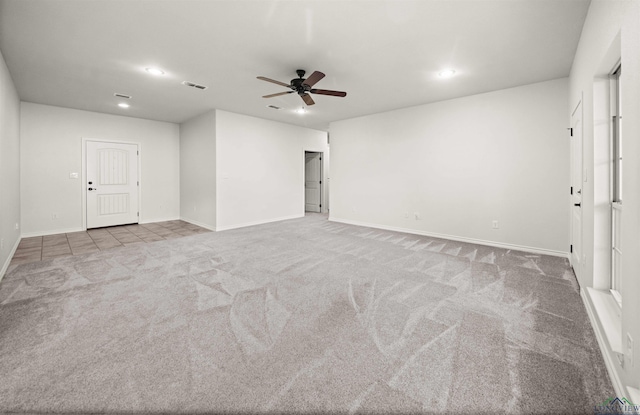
(302, 148), (326, 214)
(81, 138), (142, 230)
(570, 97), (583, 281)
(304, 151), (323, 213)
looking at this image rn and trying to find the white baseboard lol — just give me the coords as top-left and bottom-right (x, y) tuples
(216, 214), (304, 232)
(580, 288), (627, 399)
(328, 217), (568, 258)
(0, 237), (21, 283)
(140, 216), (180, 224)
(179, 217), (216, 232)
(20, 227), (84, 238)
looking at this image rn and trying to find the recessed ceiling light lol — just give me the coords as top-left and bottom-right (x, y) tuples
(438, 69), (456, 78)
(296, 107), (307, 114)
(118, 102), (130, 108)
(145, 67), (165, 76)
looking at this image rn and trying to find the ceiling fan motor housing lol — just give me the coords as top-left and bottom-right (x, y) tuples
(290, 77), (310, 95)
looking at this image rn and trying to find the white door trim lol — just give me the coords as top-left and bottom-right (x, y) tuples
(82, 138), (142, 230)
(304, 151), (323, 213)
(570, 96), (583, 283)
(301, 147), (326, 214)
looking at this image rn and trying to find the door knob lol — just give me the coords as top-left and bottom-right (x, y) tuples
(574, 203), (581, 207)
(88, 187), (97, 191)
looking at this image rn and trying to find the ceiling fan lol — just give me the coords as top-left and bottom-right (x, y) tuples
(257, 69), (347, 106)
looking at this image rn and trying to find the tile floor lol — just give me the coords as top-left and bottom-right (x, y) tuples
(10, 220), (211, 267)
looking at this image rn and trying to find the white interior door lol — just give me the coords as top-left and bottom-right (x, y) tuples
(86, 140), (139, 229)
(305, 152), (322, 212)
(570, 100), (583, 282)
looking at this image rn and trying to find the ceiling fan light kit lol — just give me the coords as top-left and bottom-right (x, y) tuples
(257, 69), (347, 106)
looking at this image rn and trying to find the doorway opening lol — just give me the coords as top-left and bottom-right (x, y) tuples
(609, 62), (622, 307)
(304, 151), (323, 213)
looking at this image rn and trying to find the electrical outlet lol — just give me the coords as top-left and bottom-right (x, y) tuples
(492, 220), (499, 229)
(627, 333), (634, 367)
(51, 213), (58, 220)
(14, 223), (19, 230)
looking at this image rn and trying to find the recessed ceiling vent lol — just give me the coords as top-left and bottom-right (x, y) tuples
(182, 81), (208, 90)
(114, 93), (131, 99)
(267, 105), (282, 110)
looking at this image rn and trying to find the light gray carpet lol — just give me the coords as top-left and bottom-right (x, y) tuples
(0, 214), (612, 414)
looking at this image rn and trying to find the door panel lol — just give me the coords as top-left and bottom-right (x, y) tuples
(99, 148), (129, 185)
(305, 152), (321, 212)
(86, 141), (139, 228)
(97, 193), (130, 215)
(570, 101), (583, 284)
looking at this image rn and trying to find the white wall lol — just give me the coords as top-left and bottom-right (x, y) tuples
(330, 78), (569, 255)
(20, 103), (180, 236)
(569, 0), (640, 399)
(0, 49), (21, 277)
(215, 110), (328, 230)
(180, 110), (216, 230)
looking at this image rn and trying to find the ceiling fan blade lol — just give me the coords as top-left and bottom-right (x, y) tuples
(301, 93), (315, 106)
(310, 89), (347, 97)
(263, 91), (294, 98)
(257, 76), (290, 88)
(302, 71), (325, 87)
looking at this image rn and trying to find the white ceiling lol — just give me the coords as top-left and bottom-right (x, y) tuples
(0, 0), (590, 131)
